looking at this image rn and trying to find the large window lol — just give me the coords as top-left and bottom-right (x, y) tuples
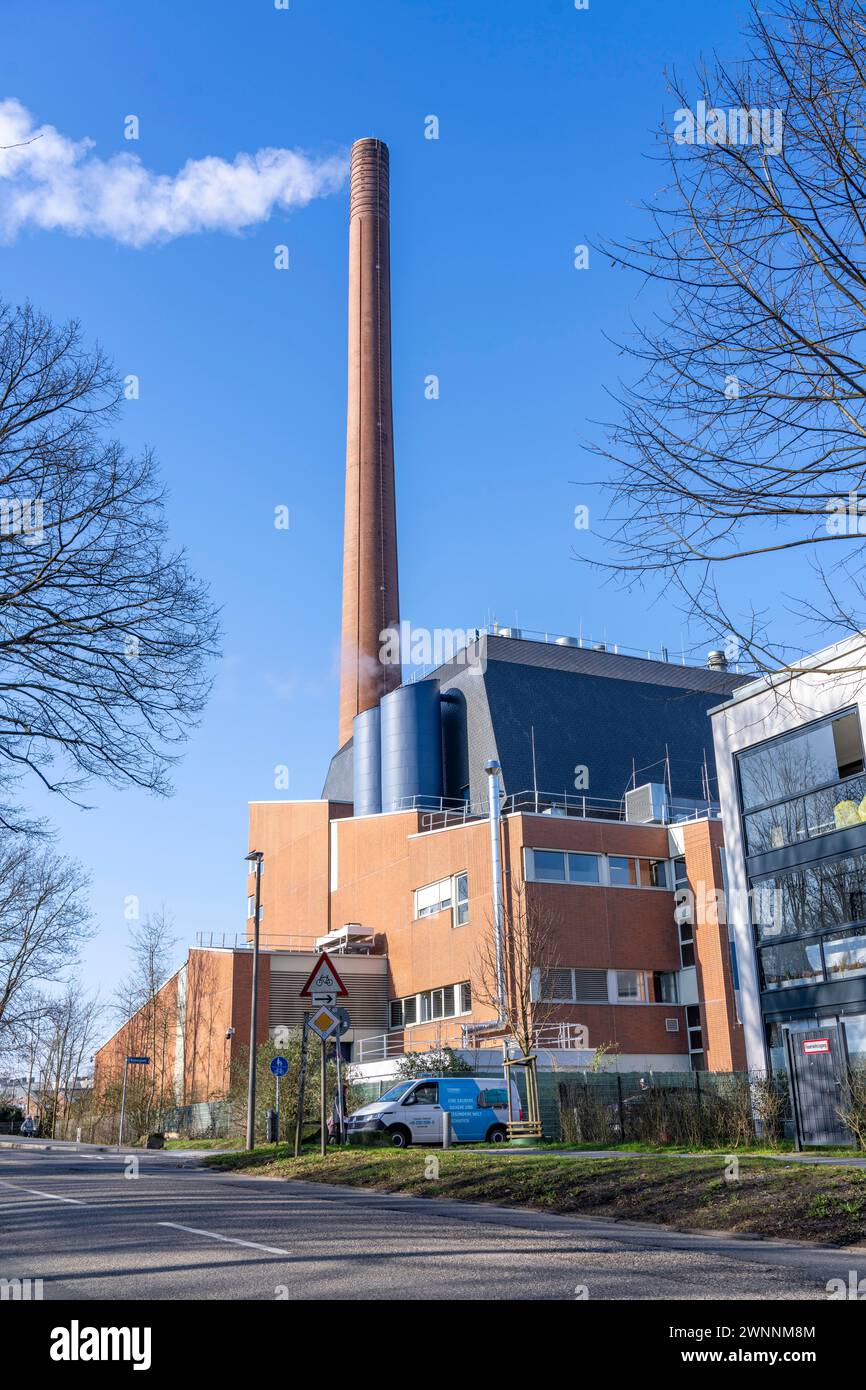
(752, 852), (866, 943)
(739, 710), (865, 853)
(389, 981), (471, 1028)
(525, 849), (671, 889)
(536, 967), (653, 1004)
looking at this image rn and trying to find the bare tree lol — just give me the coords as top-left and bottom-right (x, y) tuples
(472, 878), (564, 1059)
(584, 0), (866, 672)
(110, 910), (180, 1133)
(0, 832), (92, 1050)
(0, 299), (219, 817)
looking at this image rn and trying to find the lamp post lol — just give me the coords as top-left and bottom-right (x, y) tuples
(485, 760), (506, 1019)
(245, 850), (264, 1150)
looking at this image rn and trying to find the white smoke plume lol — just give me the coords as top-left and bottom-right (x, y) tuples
(0, 99), (347, 247)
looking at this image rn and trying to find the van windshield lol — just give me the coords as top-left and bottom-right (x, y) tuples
(376, 1081), (416, 1104)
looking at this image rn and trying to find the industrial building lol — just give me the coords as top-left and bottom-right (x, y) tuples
(95, 138), (750, 1106)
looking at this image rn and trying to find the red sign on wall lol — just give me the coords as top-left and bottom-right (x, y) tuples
(802, 1038), (830, 1055)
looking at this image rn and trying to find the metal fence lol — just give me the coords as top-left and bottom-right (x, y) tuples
(550, 1069), (794, 1147)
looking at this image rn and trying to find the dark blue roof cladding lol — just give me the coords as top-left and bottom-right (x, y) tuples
(481, 659), (722, 805)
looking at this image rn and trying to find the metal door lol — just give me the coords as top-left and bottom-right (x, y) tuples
(787, 1026), (851, 1146)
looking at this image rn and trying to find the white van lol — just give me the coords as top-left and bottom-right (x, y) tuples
(347, 1075), (521, 1148)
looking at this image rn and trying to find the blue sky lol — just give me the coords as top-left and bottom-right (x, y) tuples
(1, 0), (763, 1007)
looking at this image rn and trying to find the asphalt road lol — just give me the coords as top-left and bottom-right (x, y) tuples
(0, 1144), (861, 1300)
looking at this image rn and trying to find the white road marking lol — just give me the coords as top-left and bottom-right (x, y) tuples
(158, 1221), (290, 1255)
(0, 1179), (85, 1205)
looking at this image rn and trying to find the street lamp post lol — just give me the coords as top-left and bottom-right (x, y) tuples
(245, 850), (264, 1150)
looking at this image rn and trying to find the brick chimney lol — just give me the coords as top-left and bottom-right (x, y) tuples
(338, 138), (401, 748)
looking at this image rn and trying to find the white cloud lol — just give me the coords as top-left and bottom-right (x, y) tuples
(0, 99), (347, 247)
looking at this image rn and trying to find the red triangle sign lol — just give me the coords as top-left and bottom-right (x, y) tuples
(299, 950), (348, 998)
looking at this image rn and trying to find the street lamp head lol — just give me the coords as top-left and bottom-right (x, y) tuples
(484, 760), (502, 778)
(245, 850), (264, 863)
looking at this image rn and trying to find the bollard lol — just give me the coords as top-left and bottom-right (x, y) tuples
(442, 1111), (451, 1149)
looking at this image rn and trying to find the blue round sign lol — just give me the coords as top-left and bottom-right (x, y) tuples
(270, 1056), (289, 1077)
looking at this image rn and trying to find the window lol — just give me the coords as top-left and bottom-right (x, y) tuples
(246, 897), (262, 921)
(673, 857), (688, 888)
(531, 850), (568, 882)
(823, 928), (866, 981)
(752, 852), (866, 943)
(738, 710), (864, 812)
(615, 970), (650, 1002)
(567, 853), (600, 885)
(527, 849), (601, 884)
(454, 872), (469, 926)
(405, 1082), (438, 1106)
(414, 873), (469, 925)
(477, 1087), (508, 1109)
(391, 982), (471, 1027)
(637, 858), (669, 888)
(739, 711), (866, 853)
(573, 969), (609, 1002)
(759, 939), (823, 991)
(609, 855), (637, 886)
(415, 877), (453, 918)
(686, 1004), (704, 1060)
(653, 971), (678, 1004)
(539, 969), (575, 1002)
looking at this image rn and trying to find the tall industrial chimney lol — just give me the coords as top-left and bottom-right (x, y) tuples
(338, 138), (401, 748)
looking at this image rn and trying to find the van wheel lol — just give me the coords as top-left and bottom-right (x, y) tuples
(486, 1124), (508, 1144)
(387, 1125), (411, 1149)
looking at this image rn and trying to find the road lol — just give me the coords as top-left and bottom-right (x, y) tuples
(0, 1144), (860, 1300)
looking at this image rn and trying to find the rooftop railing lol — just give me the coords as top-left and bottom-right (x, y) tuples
(396, 788), (720, 832)
(195, 930), (320, 953)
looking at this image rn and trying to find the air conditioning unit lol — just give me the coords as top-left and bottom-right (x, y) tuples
(625, 782), (669, 824)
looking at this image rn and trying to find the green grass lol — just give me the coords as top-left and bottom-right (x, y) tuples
(472, 1137), (863, 1157)
(203, 1145), (866, 1246)
(163, 1136), (244, 1151)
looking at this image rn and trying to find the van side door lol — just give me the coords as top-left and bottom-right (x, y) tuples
(400, 1081), (442, 1143)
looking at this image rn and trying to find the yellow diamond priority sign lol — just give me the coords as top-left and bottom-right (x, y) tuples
(308, 1005), (340, 1040)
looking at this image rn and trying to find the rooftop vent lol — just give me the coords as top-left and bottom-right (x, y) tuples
(625, 782), (669, 824)
(555, 635), (580, 647)
(707, 649), (728, 670)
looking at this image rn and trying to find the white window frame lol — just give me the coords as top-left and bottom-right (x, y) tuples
(389, 980), (472, 1028)
(414, 872), (469, 923)
(525, 848), (673, 891)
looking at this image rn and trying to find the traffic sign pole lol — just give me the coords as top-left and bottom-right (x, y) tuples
(320, 1034), (327, 1157)
(294, 1013), (309, 1158)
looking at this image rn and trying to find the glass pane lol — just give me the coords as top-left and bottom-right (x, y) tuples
(532, 850), (566, 882)
(753, 853), (866, 942)
(567, 853), (600, 884)
(389, 1000), (403, 1028)
(844, 1014), (866, 1066)
(738, 712), (864, 812)
(403, 997), (417, 1025)
(616, 970), (647, 1001)
(760, 939), (823, 990)
(460, 981), (472, 1012)
(823, 929), (866, 982)
(609, 855), (636, 886)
